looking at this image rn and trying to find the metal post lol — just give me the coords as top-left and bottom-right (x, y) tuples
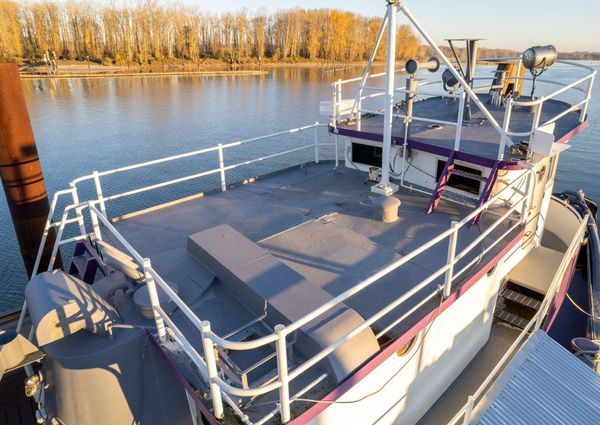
(334, 134), (339, 169)
(201, 321), (224, 420)
(331, 81), (338, 128)
(336, 79), (342, 123)
(444, 221), (459, 298)
(357, 86), (363, 131)
(142, 258), (166, 343)
(454, 92), (466, 150)
(275, 324), (291, 423)
(70, 182), (86, 236)
(314, 123), (319, 164)
(88, 202), (102, 241)
(0, 63), (60, 276)
(217, 143), (226, 192)
(498, 98), (513, 160)
(463, 395), (475, 425)
(580, 75), (594, 122)
(520, 172), (531, 225)
(372, 0), (399, 197)
(92, 171), (107, 217)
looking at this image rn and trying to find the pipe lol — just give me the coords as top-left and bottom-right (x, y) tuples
(0, 63), (60, 277)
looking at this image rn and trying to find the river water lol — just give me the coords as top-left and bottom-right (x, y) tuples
(1, 64), (599, 312)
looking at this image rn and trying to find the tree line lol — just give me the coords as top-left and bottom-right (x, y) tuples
(0, 1), (421, 65)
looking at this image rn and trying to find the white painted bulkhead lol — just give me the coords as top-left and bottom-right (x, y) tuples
(308, 237), (527, 425)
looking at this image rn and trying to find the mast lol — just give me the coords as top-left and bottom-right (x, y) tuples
(372, 0), (400, 196)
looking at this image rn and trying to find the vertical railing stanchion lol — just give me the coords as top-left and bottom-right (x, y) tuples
(142, 258), (167, 343)
(88, 202), (102, 241)
(331, 82), (338, 128)
(336, 79), (342, 124)
(443, 221), (459, 298)
(275, 324), (291, 423)
(520, 172), (531, 225)
(70, 182), (86, 236)
(357, 86), (363, 131)
(498, 98), (513, 160)
(218, 143), (226, 192)
(201, 321), (224, 420)
(462, 395), (475, 425)
(92, 171), (107, 217)
(334, 134), (339, 169)
(454, 92), (466, 150)
(314, 123), (319, 164)
(580, 75), (594, 123)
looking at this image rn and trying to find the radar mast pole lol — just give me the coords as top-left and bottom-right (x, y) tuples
(372, 0), (400, 196)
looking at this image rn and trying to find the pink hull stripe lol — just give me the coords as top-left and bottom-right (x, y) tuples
(291, 231), (525, 424)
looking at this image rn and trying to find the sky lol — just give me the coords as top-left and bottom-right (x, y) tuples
(178, 0), (600, 52)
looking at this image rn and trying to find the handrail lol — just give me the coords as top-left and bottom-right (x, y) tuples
(28, 119), (536, 424)
(333, 56), (595, 160)
(448, 214), (589, 425)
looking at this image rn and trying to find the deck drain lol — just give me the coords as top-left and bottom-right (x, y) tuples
(428, 124), (443, 130)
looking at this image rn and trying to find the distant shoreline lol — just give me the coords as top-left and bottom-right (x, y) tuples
(17, 60), (367, 79)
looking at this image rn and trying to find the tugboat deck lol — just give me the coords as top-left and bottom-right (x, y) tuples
(107, 162), (521, 340)
(335, 94), (584, 164)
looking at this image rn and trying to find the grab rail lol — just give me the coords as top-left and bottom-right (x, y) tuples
(25, 121), (533, 424)
(332, 59), (596, 161)
(447, 214), (588, 425)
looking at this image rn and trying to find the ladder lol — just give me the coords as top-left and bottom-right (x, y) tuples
(426, 152), (500, 219)
(426, 151), (456, 214)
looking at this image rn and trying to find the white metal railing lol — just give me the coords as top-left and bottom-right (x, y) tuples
(447, 214), (589, 425)
(332, 59), (596, 161)
(19, 119), (535, 424)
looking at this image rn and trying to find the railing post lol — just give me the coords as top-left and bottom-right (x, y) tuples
(92, 171), (107, 217)
(498, 98), (513, 160)
(334, 134), (339, 169)
(444, 221), (459, 298)
(454, 92), (466, 150)
(462, 395), (475, 424)
(520, 172), (531, 225)
(314, 123), (319, 164)
(142, 258), (166, 343)
(217, 143), (226, 192)
(275, 324), (291, 423)
(331, 82), (338, 128)
(70, 183), (86, 236)
(201, 321), (224, 420)
(336, 79), (342, 123)
(580, 75), (594, 123)
(357, 86), (363, 131)
(88, 202), (102, 241)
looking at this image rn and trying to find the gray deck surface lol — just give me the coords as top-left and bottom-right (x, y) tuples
(418, 323), (521, 425)
(99, 162), (523, 421)
(338, 95), (581, 161)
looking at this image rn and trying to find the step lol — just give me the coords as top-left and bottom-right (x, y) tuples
(501, 288), (542, 310)
(451, 168), (487, 182)
(494, 309), (530, 329)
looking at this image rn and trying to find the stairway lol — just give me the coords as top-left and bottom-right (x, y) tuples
(494, 284), (543, 329)
(426, 152), (500, 218)
(68, 240), (107, 284)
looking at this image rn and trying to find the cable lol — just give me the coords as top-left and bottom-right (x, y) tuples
(566, 292), (600, 320)
(292, 296), (445, 406)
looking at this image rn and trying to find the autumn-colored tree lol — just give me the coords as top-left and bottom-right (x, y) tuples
(0, 1), (427, 65)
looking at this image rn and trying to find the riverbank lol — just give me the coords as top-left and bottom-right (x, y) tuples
(17, 60), (366, 79)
